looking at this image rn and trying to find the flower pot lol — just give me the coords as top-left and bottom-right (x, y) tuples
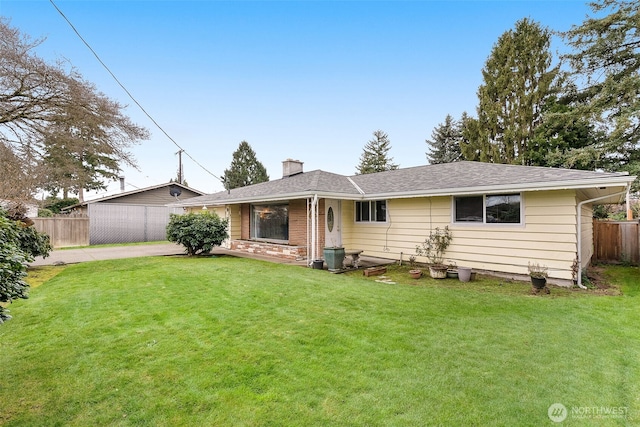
(458, 267), (472, 282)
(312, 259), (324, 270)
(429, 265), (448, 279)
(446, 269), (458, 279)
(531, 276), (547, 289)
(323, 247), (345, 271)
(409, 269), (422, 279)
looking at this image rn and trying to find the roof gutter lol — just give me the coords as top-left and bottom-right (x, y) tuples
(576, 187), (630, 289)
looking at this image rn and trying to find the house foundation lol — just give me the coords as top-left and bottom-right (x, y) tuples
(230, 240), (307, 260)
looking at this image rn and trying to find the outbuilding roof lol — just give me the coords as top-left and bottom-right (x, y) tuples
(63, 182), (206, 210)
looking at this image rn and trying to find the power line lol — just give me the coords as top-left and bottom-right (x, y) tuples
(48, 0), (224, 185)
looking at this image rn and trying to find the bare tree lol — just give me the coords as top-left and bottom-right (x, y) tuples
(0, 18), (149, 201)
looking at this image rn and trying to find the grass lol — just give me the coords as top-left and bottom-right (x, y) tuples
(1, 256), (638, 426)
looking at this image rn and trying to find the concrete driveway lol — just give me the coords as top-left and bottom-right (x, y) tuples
(29, 242), (184, 266)
(29, 242), (394, 270)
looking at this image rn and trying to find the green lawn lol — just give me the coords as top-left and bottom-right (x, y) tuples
(1, 257), (638, 426)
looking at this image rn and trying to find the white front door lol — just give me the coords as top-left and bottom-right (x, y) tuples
(325, 199), (342, 247)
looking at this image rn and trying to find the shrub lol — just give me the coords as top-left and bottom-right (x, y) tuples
(166, 211), (229, 256)
(38, 208), (54, 217)
(0, 208), (52, 323)
(415, 226), (453, 266)
(43, 197), (79, 214)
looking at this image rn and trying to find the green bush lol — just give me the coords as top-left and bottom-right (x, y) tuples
(0, 209), (52, 323)
(38, 208), (54, 217)
(43, 197), (79, 214)
(166, 211), (229, 256)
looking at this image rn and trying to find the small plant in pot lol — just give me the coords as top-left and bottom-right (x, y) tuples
(528, 262), (548, 289)
(408, 255), (422, 279)
(416, 226), (453, 279)
(446, 261), (458, 279)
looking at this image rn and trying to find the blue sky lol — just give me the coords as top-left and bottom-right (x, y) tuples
(2, 0), (593, 197)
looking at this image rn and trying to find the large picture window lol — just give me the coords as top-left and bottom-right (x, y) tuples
(454, 194), (521, 224)
(251, 204), (289, 242)
(355, 200), (387, 222)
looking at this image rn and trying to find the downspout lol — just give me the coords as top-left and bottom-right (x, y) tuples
(311, 195), (318, 265)
(576, 188), (630, 289)
(225, 206), (231, 249)
(306, 198), (310, 266)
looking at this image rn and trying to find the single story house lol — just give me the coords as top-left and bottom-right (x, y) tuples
(64, 181), (205, 244)
(175, 159), (635, 286)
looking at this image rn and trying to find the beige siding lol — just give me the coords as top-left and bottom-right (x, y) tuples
(341, 190), (579, 281)
(577, 190), (594, 269)
(342, 196), (451, 259)
(227, 205), (242, 242)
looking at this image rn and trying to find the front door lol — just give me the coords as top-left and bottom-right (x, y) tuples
(325, 199), (342, 247)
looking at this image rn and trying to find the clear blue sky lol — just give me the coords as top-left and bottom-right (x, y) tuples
(2, 0), (593, 198)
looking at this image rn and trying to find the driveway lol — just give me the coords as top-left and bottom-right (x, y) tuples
(29, 242), (395, 270)
(29, 242), (183, 266)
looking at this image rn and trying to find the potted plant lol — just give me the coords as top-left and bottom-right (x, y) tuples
(528, 262), (548, 289)
(416, 226), (453, 279)
(446, 261), (458, 279)
(323, 246), (345, 271)
(408, 255), (422, 279)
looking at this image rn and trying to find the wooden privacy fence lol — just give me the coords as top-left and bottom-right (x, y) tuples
(593, 220), (640, 265)
(32, 215), (89, 248)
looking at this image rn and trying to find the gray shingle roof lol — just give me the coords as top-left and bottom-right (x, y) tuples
(177, 161), (634, 206)
(180, 170), (358, 206)
(350, 161), (632, 196)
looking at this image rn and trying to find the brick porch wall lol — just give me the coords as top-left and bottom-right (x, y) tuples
(232, 199), (309, 260)
(230, 240), (307, 260)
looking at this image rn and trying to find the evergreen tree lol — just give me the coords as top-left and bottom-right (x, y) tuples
(459, 112), (488, 162)
(221, 141), (269, 189)
(465, 18), (559, 165)
(426, 114), (462, 164)
(563, 0), (640, 189)
(356, 130), (398, 174)
(530, 93), (604, 169)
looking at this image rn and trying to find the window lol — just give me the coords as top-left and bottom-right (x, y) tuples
(454, 194), (521, 224)
(251, 204), (289, 242)
(355, 200), (387, 222)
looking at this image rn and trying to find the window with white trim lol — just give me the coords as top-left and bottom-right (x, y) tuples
(355, 200), (387, 222)
(251, 203), (289, 241)
(454, 194), (521, 224)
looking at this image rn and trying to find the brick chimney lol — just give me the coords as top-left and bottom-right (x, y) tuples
(282, 159), (303, 177)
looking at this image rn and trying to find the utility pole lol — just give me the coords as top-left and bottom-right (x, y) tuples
(175, 149), (184, 184)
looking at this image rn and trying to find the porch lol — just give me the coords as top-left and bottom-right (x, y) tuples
(223, 240), (394, 270)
